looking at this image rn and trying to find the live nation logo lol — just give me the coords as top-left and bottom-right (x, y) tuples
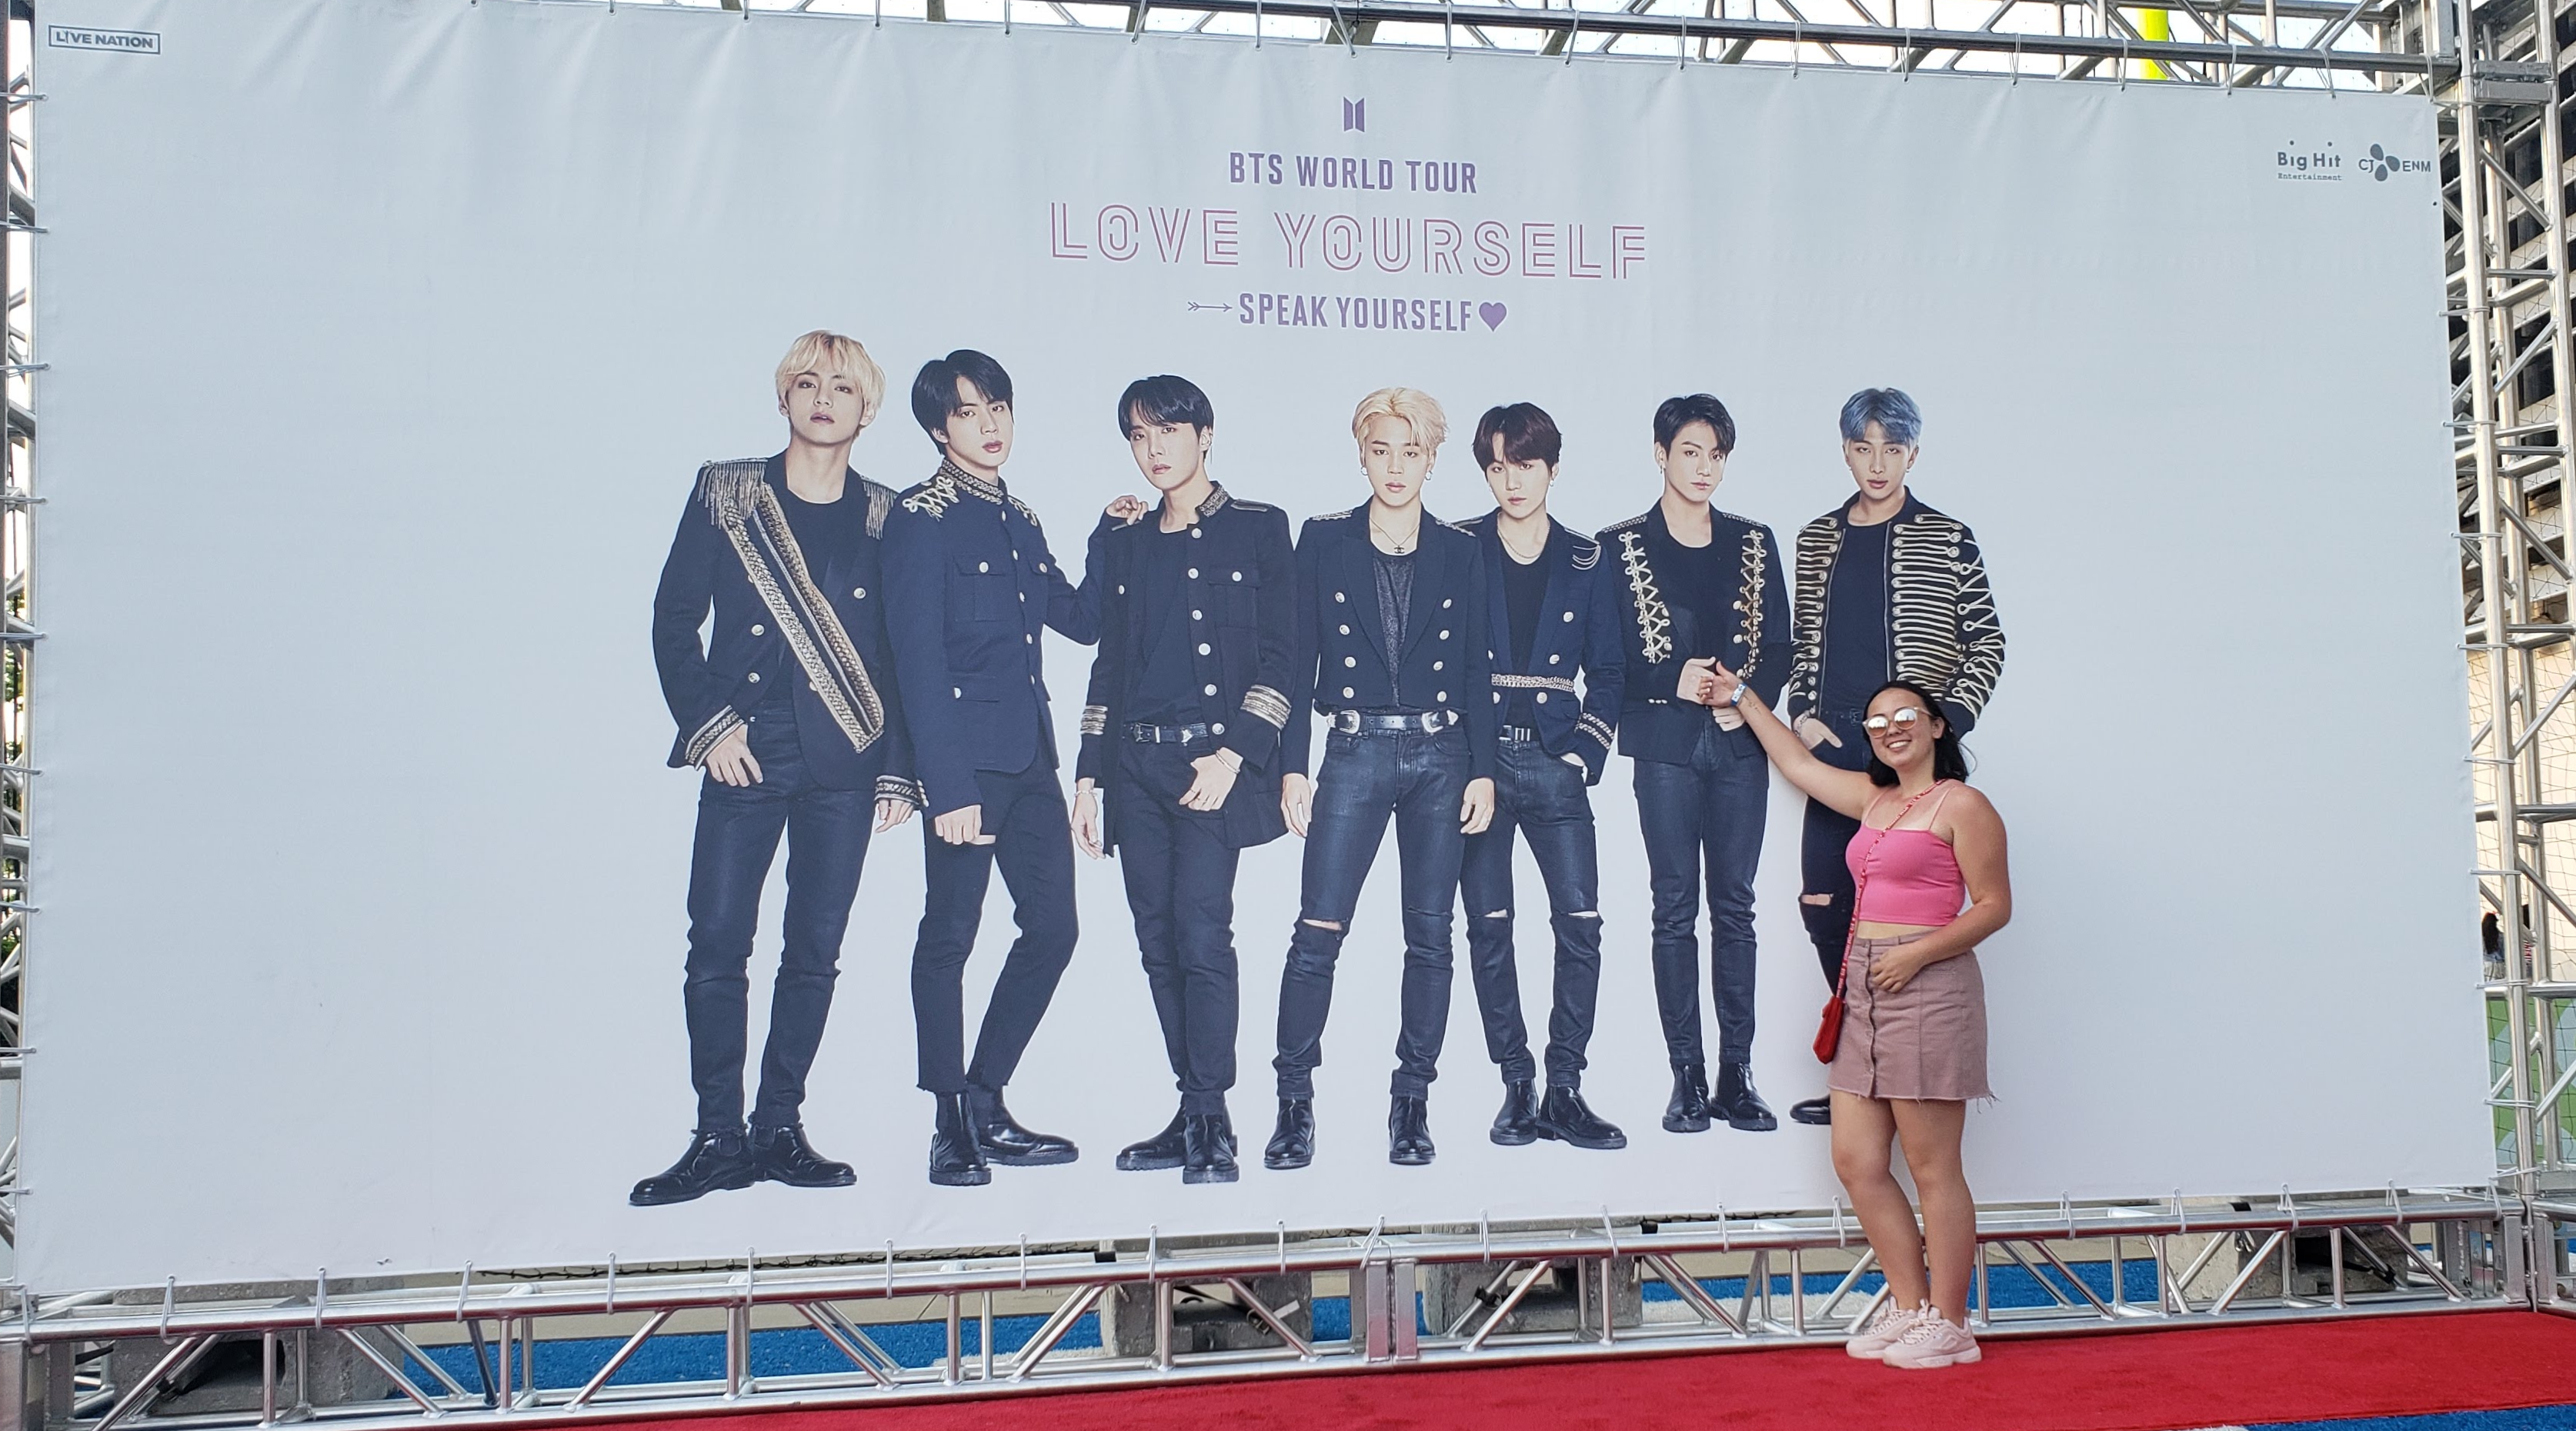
(1047, 96), (1647, 339)
(46, 25), (158, 54)
(2275, 138), (2427, 184)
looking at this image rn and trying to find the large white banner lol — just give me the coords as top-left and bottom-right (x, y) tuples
(27, 0), (2481, 1289)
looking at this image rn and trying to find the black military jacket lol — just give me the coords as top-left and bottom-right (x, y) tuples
(650, 452), (916, 801)
(1598, 502), (1791, 767)
(1282, 503), (1499, 783)
(1460, 511), (1625, 785)
(1076, 483), (1296, 851)
(879, 460), (1100, 817)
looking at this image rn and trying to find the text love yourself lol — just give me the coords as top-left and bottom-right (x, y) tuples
(1049, 202), (1647, 279)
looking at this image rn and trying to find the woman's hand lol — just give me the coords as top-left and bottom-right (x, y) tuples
(1704, 661), (1743, 707)
(1868, 942), (1944, 994)
(1677, 656), (1717, 705)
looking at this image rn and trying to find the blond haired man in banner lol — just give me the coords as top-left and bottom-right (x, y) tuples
(1263, 388), (1498, 1172)
(638, 331), (921, 1206)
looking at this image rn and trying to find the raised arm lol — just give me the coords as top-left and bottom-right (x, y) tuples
(1705, 661), (1878, 819)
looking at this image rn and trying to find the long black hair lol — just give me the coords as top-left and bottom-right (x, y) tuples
(1864, 679), (1970, 787)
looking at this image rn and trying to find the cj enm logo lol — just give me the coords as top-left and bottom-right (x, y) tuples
(2275, 138), (2425, 182)
(2360, 142), (2429, 180)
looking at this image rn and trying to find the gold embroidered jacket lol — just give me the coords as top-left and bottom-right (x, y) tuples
(651, 454), (918, 805)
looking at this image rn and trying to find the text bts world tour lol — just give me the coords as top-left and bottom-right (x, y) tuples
(1226, 152), (1479, 192)
(1049, 203), (1647, 280)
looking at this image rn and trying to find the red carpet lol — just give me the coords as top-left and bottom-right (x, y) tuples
(616, 1311), (2576, 1431)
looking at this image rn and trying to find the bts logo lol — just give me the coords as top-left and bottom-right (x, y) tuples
(1343, 98), (1366, 132)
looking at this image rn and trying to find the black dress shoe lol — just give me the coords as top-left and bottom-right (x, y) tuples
(1535, 1086), (1628, 1150)
(1490, 1080), (1541, 1146)
(749, 1122), (856, 1188)
(966, 1084), (1079, 1166)
(1117, 1109), (1190, 1172)
(1389, 1096), (1436, 1166)
(929, 1092), (992, 1187)
(1789, 1096), (1834, 1126)
(1663, 1063), (1713, 1133)
(630, 1129), (756, 1206)
(1183, 1114), (1240, 1185)
(1265, 1098), (1316, 1170)
(1713, 1062), (1778, 1132)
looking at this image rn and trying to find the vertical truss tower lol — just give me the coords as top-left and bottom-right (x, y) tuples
(2457, 0), (2576, 1229)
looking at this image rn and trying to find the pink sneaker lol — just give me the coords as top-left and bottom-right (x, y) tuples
(1844, 1301), (1930, 1360)
(1883, 1315), (1981, 1369)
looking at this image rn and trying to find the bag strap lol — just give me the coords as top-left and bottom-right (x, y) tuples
(1831, 780), (1949, 1002)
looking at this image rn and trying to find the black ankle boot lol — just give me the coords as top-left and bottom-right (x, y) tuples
(750, 1122), (855, 1188)
(1536, 1086), (1627, 1150)
(1490, 1080), (1540, 1146)
(1117, 1109), (1190, 1172)
(629, 1129), (756, 1206)
(1663, 1063), (1713, 1133)
(929, 1092), (992, 1187)
(1713, 1062), (1777, 1132)
(1265, 1097), (1316, 1170)
(1388, 1096), (1436, 1166)
(1183, 1113), (1240, 1185)
(965, 1084), (1079, 1166)
(1789, 1096), (1834, 1126)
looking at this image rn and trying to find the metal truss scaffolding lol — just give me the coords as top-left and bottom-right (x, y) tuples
(0, 0), (2561, 1425)
(2, 1193), (2527, 1429)
(2454, 0), (2576, 1326)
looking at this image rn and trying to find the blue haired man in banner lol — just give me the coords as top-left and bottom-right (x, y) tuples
(1777, 387), (2005, 1127)
(637, 330), (923, 1207)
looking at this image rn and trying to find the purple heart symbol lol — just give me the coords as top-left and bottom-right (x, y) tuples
(1478, 302), (1508, 332)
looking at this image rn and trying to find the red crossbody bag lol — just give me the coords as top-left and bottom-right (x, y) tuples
(1814, 782), (1946, 1064)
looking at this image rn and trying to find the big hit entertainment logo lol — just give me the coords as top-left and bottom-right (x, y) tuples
(2277, 140), (2344, 181)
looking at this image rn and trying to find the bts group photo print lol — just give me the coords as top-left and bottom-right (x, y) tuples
(32, 0), (2485, 1305)
(636, 327), (2008, 1207)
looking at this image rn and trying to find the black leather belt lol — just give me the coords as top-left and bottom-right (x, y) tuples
(1330, 710), (1457, 735)
(1499, 725), (1540, 743)
(1126, 722), (1216, 744)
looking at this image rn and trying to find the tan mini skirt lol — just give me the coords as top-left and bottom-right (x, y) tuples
(1829, 933), (1992, 1102)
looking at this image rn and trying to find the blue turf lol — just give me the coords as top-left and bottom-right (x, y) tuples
(2255, 1412), (2576, 1431)
(399, 1256), (2161, 1390)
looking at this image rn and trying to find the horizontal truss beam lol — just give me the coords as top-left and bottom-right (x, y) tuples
(16, 1190), (2504, 1431)
(19, 1189), (2495, 1343)
(894, 0), (2437, 74)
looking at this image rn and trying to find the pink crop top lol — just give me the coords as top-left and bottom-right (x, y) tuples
(1847, 782), (1967, 927)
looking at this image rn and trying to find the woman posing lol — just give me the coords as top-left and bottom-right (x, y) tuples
(1699, 663), (2010, 1370)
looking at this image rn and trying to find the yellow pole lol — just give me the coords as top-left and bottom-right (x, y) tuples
(2137, 6), (2170, 78)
